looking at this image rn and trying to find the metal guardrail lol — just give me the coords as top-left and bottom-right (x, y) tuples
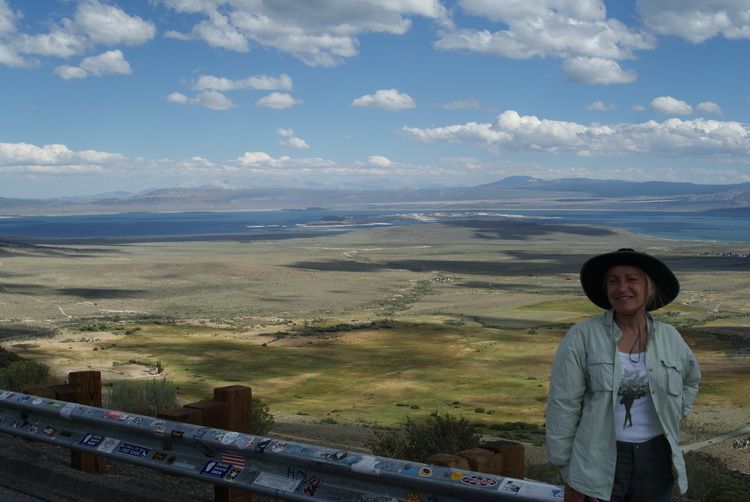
(0, 389), (563, 501)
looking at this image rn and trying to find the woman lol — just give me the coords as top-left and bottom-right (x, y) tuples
(546, 248), (701, 501)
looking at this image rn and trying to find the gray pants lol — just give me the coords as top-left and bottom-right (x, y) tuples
(607, 434), (674, 502)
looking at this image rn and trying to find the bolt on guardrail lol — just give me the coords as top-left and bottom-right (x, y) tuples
(0, 389), (563, 501)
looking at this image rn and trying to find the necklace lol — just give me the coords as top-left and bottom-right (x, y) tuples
(628, 322), (643, 363)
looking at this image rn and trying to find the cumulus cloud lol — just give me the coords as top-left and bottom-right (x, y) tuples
(54, 49), (132, 79)
(398, 110), (750, 160)
(586, 100), (617, 111)
(696, 101), (724, 115)
(637, 0), (750, 43)
(0, 141), (124, 173)
(162, 0), (450, 67)
(441, 99), (496, 111)
(351, 89), (416, 111)
(193, 74), (293, 92)
(435, 1), (654, 84)
(650, 96), (693, 115)
(0, 43), (25, 68)
(166, 90), (236, 110)
(256, 92), (302, 109)
(233, 151), (334, 169)
(6, 0), (154, 66)
(276, 128), (310, 149)
(53, 65), (88, 80)
(561, 57), (637, 85)
(367, 155), (393, 167)
(74, 0), (156, 46)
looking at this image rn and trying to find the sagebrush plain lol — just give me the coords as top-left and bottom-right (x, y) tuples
(1, 218), (749, 474)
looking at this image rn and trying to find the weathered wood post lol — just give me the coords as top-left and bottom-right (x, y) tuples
(426, 439), (525, 480)
(169, 385), (253, 502)
(212, 385), (253, 502)
(62, 371), (106, 474)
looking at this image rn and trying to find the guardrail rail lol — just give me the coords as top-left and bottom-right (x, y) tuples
(0, 389), (563, 501)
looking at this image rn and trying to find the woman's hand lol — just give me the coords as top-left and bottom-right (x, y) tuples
(564, 483), (600, 502)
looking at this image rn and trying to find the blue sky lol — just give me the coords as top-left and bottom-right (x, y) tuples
(2, 0), (750, 199)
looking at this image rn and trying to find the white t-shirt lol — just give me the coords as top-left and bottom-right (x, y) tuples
(615, 351), (664, 442)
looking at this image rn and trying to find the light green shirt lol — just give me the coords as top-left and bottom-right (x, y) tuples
(546, 310), (701, 500)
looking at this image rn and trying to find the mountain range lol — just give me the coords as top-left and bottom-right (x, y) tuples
(2, 177), (749, 216)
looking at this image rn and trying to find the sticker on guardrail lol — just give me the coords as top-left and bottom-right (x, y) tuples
(253, 472), (302, 492)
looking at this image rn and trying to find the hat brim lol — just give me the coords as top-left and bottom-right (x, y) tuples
(579, 249), (679, 311)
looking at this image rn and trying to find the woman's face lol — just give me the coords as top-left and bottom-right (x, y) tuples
(605, 265), (650, 316)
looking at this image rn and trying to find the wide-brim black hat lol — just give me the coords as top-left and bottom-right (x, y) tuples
(579, 248), (679, 311)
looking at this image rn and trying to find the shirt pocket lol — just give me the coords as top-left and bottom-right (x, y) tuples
(586, 353), (614, 392)
(660, 359), (684, 396)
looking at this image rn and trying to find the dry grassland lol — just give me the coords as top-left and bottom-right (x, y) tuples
(1, 219), (749, 474)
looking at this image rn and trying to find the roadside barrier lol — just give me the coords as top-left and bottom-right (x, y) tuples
(0, 388), (564, 501)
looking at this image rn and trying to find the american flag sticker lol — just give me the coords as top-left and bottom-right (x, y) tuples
(221, 450), (245, 467)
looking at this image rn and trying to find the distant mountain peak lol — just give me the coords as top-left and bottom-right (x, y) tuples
(175, 179), (231, 190)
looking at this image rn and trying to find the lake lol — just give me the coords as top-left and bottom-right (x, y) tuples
(0, 208), (748, 243)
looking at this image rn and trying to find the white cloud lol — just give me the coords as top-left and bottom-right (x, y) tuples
(631, 104), (647, 112)
(279, 137), (310, 149)
(441, 99), (496, 111)
(435, 1), (654, 84)
(233, 151), (334, 169)
(586, 100), (617, 111)
(10, 0), (154, 63)
(0, 141), (124, 172)
(79, 49), (131, 76)
(696, 101), (724, 115)
(561, 57), (637, 85)
(351, 89), (416, 111)
(368, 155), (393, 167)
(166, 92), (189, 105)
(650, 96), (693, 115)
(398, 110), (750, 160)
(75, 0), (156, 46)
(16, 27), (87, 58)
(276, 128), (309, 149)
(256, 92), (302, 109)
(637, 0), (750, 43)
(193, 73), (293, 91)
(162, 0), (450, 67)
(53, 65), (89, 79)
(0, 0), (19, 36)
(166, 90), (236, 110)
(235, 152), (282, 167)
(0, 43), (26, 67)
(193, 12), (250, 52)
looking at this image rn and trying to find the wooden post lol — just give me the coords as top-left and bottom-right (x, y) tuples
(215, 386), (252, 434)
(425, 453), (470, 470)
(480, 440), (525, 479)
(68, 371), (106, 475)
(157, 406), (204, 425)
(458, 447), (503, 475)
(213, 386), (252, 502)
(184, 399), (229, 428)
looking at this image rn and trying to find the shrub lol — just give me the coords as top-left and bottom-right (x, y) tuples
(0, 347), (23, 368)
(0, 360), (51, 391)
(104, 378), (179, 416)
(366, 411), (480, 462)
(252, 398), (274, 436)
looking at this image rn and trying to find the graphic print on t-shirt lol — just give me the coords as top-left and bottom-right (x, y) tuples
(617, 364), (649, 429)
